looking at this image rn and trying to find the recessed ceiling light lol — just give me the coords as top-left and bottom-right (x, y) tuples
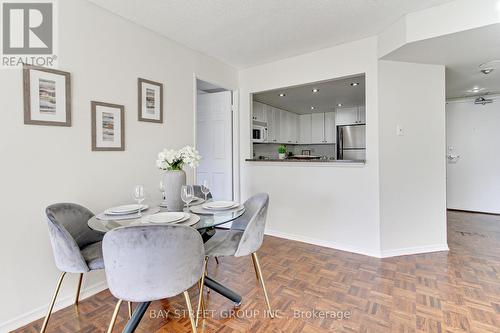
(350, 82), (360, 87)
(310, 106), (315, 110)
(279, 93), (286, 97)
(337, 103), (343, 107)
(467, 87), (484, 93)
(312, 89), (320, 93)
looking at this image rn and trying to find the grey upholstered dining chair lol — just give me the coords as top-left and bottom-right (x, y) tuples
(42, 203), (133, 333)
(103, 224), (205, 333)
(197, 193), (272, 325)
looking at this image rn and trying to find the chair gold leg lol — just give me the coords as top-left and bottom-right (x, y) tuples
(106, 299), (123, 333)
(127, 302), (133, 319)
(40, 272), (67, 333)
(251, 254), (260, 281)
(183, 291), (197, 333)
(196, 257), (208, 327)
(252, 253), (273, 318)
(74, 273), (83, 305)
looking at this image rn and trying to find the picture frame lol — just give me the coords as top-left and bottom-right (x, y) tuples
(23, 64), (71, 126)
(138, 78), (163, 123)
(91, 101), (125, 151)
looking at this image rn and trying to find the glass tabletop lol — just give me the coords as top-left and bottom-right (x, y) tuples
(87, 204), (245, 233)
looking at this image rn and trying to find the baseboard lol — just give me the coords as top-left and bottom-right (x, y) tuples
(264, 228), (381, 258)
(0, 279), (108, 332)
(265, 229), (449, 259)
(447, 208), (500, 216)
(380, 244), (449, 258)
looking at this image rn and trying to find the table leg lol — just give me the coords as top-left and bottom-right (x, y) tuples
(121, 301), (151, 333)
(204, 276), (242, 306)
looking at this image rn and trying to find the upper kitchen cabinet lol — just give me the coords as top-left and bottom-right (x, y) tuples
(279, 109), (298, 144)
(299, 114), (312, 144)
(266, 105), (280, 143)
(311, 113), (325, 144)
(357, 106), (366, 124)
(335, 106), (365, 125)
(252, 101), (267, 122)
(324, 112), (335, 143)
(311, 112), (335, 144)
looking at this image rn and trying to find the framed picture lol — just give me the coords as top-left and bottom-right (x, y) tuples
(23, 64), (71, 126)
(138, 78), (163, 123)
(91, 101), (125, 151)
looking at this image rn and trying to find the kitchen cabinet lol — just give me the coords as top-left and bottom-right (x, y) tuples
(279, 110), (298, 144)
(252, 101), (267, 122)
(335, 106), (365, 125)
(299, 114), (311, 144)
(266, 106), (280, 143)
(311, 113), (325, 144)
(310, 112), (335, 144)
(357, 106), (366, 124)
(324, 112), (335, 143)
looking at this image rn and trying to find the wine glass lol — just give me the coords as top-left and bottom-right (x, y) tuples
(133, 185), (146, 217)
(159, 180), (165, 199)
(181, 185), (194, 210)
(201, 180), (210, 201)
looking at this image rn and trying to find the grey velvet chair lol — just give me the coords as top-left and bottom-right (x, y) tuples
(103, 224), (205, 333)
(42, 203), (121, 332)
(198, 193), (272, 325)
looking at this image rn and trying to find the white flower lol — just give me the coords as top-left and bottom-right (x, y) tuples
(156, 146), (202, 170)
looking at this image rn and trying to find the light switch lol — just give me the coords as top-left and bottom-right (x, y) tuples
(396, 125), (404, 136)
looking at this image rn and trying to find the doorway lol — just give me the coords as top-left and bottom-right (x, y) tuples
(195, 79), (234, 200)
(446, 95), (500, 214)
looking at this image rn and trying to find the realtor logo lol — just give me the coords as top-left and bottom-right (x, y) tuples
(1, 0), (57, 68)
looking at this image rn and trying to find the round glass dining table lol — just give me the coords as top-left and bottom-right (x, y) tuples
(87, 204), (245, 233)
(87, 203), (246, 333)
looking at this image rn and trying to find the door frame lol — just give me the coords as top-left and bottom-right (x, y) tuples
(193, 74), (240, 201)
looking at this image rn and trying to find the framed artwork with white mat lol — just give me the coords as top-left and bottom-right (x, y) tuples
(23, 64), (71, 126)
(138, 78), (163, 123)
(91, 101), (125, 151)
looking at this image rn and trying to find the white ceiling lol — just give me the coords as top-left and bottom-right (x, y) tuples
(87, 0), (454, 69)
(382, 23), (500, 99)
(254, 74), (365, 114)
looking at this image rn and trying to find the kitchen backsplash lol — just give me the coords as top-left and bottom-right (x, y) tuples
(253, 143), (336, 159)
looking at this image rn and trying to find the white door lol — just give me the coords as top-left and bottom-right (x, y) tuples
(446, 99), (500, 214)
(324, 112), (336, 143)
(311, 113), (325, 143)
(196, 91), (233, 200)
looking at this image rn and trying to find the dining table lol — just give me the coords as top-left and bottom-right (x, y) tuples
(87, 202), (245, 333)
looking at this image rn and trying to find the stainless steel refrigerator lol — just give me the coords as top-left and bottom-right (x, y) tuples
(337, 124), (366, 160)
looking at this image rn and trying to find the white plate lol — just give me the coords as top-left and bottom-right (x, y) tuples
(105, 204), (148, 215)
(202, 201), (239, 210)
(177, 214), (200, 227)
(144, 212), (187, 224)
(160, 197), (205, 208)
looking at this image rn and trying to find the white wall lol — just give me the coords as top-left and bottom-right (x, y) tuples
(0, 0), (237, 330)
(239, 37), (382, 257)
(379, 0), (500, 58)
(378, 60), (448, 256)
(446, 96), (500, 214)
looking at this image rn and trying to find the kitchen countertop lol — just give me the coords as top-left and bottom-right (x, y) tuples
(245, 158), (365, 164)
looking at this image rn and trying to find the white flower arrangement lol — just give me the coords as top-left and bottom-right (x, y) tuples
(156, 145), (201, 171)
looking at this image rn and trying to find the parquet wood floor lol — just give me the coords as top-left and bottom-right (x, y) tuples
(12, 211), (500, 332)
